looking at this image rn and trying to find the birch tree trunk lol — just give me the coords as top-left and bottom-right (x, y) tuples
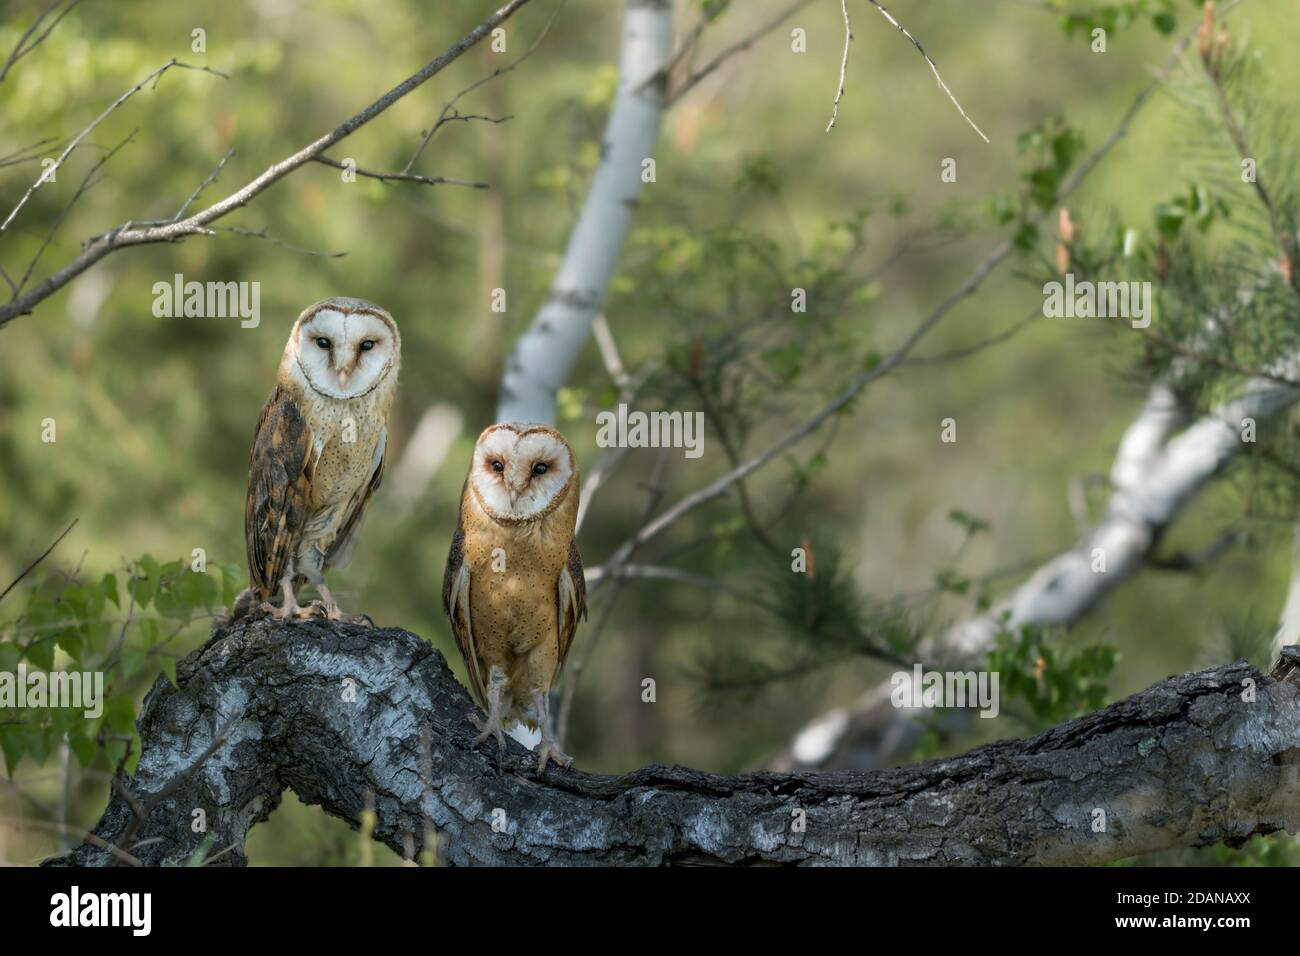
(496, 0), (672, 425)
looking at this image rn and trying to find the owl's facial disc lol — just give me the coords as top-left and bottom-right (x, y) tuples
(471, 425), (574, 522)
(295, 306), (398, 399)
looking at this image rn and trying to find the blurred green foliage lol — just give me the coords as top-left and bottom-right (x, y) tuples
(1, 0), (1298, 865)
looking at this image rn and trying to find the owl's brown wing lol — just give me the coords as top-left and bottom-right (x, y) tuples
(245, 385), (317, 600)
(324, 427), (386, 571)
(554, 538), (587, 678)
(442, 500), (487, 709)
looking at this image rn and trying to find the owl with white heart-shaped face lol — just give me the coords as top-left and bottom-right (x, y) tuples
(239, 297), (400, 624)
(443, 422), (587, 772)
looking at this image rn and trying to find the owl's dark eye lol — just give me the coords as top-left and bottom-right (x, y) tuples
(359, 340), (375, 351)
(315, 337), (331, 350)
(532, 462), (549, 476)
(491, 460), (504, 473)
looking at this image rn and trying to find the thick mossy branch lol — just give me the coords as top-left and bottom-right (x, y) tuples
(46, 618), (1300, 866)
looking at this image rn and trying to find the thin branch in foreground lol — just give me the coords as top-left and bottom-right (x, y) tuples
(15, 130), (139, 295)
(826, 0), (853, 131)
(0, 0), (538, 328)
(0, 59), (227, 236)
(211, 226), (347, 259)
(172, 148), (235, 222)
(0, 0), (81, 83)
(594, 2), (1230, 577)
(859, 0), (990, 143)
(667, 0), (818, 105)
(0, 518), (77, 604)
(313, 155), (487, 189)
(0, 136), (61, 168)
(402, 0), (566, 175)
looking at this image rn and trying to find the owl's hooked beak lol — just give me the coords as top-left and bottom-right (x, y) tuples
(507, 480), (525, 509)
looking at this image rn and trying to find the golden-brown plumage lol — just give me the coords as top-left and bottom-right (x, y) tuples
(442, 422), (586, 771)
(239, 297), (399, 623)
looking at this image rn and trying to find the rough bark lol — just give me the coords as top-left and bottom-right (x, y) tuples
(46, 617), (1300, 867)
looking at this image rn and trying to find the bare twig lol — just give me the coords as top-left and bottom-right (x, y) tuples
(172, 148), (235, 221)
(0, 518), (77, 604)
(0, 0), (538, 328)
(862, 0), (989, 142)
(667, 0), (817, 105)
(556, 448), (671, 743)
(0, 0), (81, 83)
(403, 0), (565, 174)
(314, 155), (487, 189)
(826, 0), (853, 131)
(15, 130), (138, 296)
(111, 719), (237, 863)
(0, 817), (142, 866)
(212, 225), (347, 259)
(596, 6), (1210, 568)
(0, 59), (227, 236)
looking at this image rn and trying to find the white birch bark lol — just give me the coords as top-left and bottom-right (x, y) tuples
(777, 358), (1300, 771)
(495, 0), (672, 425)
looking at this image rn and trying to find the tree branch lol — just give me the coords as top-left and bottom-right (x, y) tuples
(43, 617), (1300, 866)
(0, 0), (538, 329)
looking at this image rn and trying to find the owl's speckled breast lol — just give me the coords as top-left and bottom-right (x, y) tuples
(302, 382), (393, 512)
(462, 495), (574, 664)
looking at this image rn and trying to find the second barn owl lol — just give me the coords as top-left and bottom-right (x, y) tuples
(442, 423), (587, 772)
(237, 296), (400, 623)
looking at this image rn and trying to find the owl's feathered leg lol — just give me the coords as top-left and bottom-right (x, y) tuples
(530, 690), (573, 773)
(259, 577), (305, 620)
(470, 666), (508, 752)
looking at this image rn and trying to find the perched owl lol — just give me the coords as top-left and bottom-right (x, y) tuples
(235, 297), (400, 624)
(442, 423), (587, 772)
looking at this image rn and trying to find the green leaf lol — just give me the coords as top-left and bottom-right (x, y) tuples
(131, 573), (154, 610)
(67, 729), (97, 766)
(0, 725), (33, 774)
(102, 694), (136, 736)
(101, 572), (120, 608)
(1154, 202), (1186, 240)
(55, 628), (83, 660)
(25, 637), (55, 672)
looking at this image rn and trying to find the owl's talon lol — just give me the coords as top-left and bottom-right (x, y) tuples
(469, 712), (507, 753)
(293, 600), (328, 620)
(533, 740), (574, 774)
(260, 599), (301, 621)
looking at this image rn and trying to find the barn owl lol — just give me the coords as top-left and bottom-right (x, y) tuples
(236, 297), (400, 624)
(442, 423), (587, 772)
